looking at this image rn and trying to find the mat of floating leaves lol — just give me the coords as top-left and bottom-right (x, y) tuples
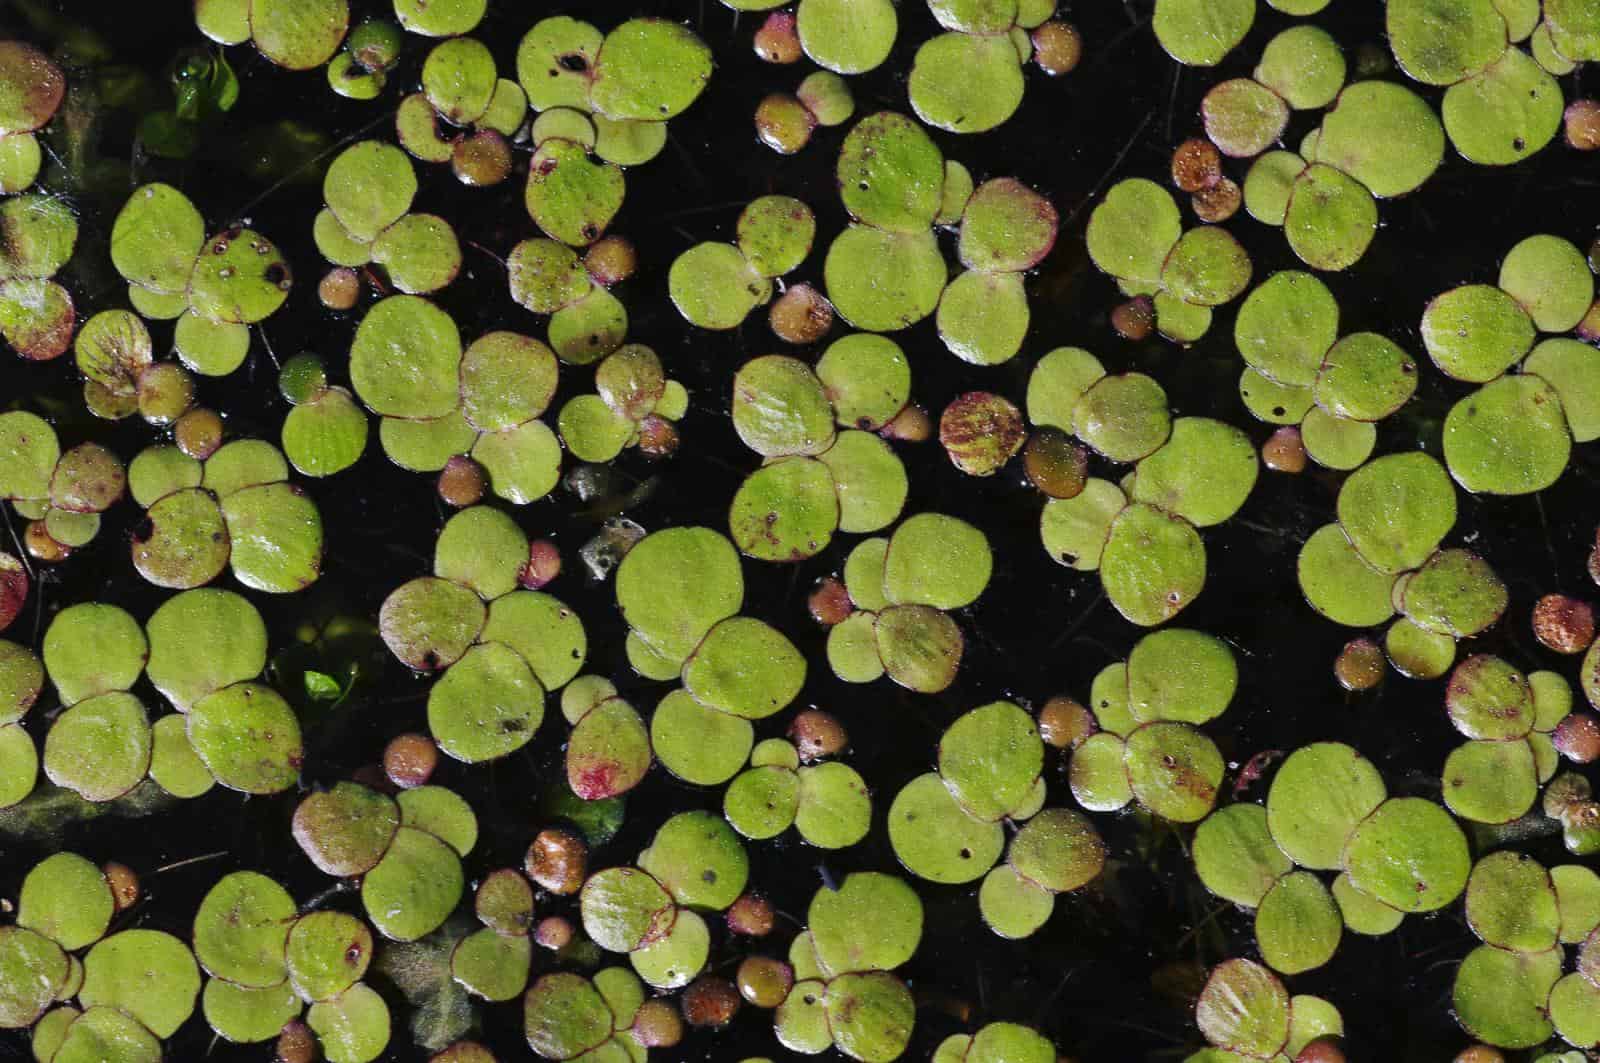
(6, 1), (1600, 1060)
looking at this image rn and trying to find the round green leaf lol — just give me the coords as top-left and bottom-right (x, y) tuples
(937, 701), (1043, 822)
(1072, 373), (1171, 463)
(525, 139), (623, 248)
(1100, 503), (1205, 627)
(888, 772), (1005, 885)
(1194, 804), (1293, 908)
(292, 782), (399, 877)
(651, 688), (753, 786)
(1298, 523), (1397, 628)
(1465, 850), (1559, 950)
(324, 141), (416, 244)
(111, 183), (205, 294)
(1313, 332), (1418, 422)
(937, 269), (1029, 367)
(1255, 26), (1346, 110)
(638, 811), (748, 911)
(1284, 163), (1377, 272)
(824, 226), (945, 332)
(1040, 478), (1125, 571)
(1256, 871), (1341, 974)
(1269, 742), (1387, 872)
(221, 482), (323, 593)
(1344, 797), (1470, 913)
(977, 866), (1055, 940)
(44, 603), (147, 706)
(361, 826), (464, 942)
(567, 697), (650, 800)
(824, 971), (915, 1063)
(1443, 47), (1562, 165)
(286, 910), (372, 1003)
(17, 853), (113, 952)
(380, 576), (487, 672)
(80, 929), (200, 1038)
(371, 215), (461, 295)
(1152, 0), (1254, 66)
(42, 692), (150, 802)
(1195, 959), (1289, 1058)
(1087, 179), (1181, 287)
(1131, 417), (1256, 527)
(589, 18), (711, 121)
(1452, 944), (1560, 1050)
(728, 458), (839, 562)
(580, 867), (676, 954)
(1202, 78), (1290, 158)
(202, 977), (302, 1044)
(1008, 807), (1105, 892)
(1123, 721), (1222, 822)
(1500, 234), (1595, 333)
(187, 682), (301, 793)
(883, 512), (991, 609)
(350, 295), (461, 419)
(615, 527), (743, 664)
(795, 761), (872, 850)
(808, 872), (921, 974)
(306, 982), (390, 1063)
(1443, 375), (1570, 495)
(797, 0), (896, 74)
(1421, 283), (1535, 382)
(1337, 452), (1458, 574)
(668, 242), (768, 331)
(874, 604), (963, 694)
(434, 505), (528, 601)
(1525, 338), (1600, 443)
(428, 642), (545, 763)
(0, 925), (66, 1029)
(683, 616), (804, 720)
(249, 0), (348, 70)
(908, 32), (1024, 135)
(194, 871), (296, 988)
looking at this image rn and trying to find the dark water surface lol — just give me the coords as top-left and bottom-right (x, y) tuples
(2, 1), (1598, 1060)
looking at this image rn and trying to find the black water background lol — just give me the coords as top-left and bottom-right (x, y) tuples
(1, 0), (1598, 1059)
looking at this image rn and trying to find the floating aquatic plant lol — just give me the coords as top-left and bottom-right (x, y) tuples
(1087, 178), (1253, 342)
(111, 183), (291, 388)
(0, 43), (74, 363)
(1027, 345), (1252, 624)
(5, 3), (1600, 1061)
(0, 412), (126, 561)
(670, 196), (815, 330)
(127, 436), (324, 592)
(377, 505), (587, 769)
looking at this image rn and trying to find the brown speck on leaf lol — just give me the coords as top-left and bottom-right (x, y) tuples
(808, 577), (853, 625)
(1111, 296), (1155, 341)
(1334, 638), (1384, 691)
(525, 827), (587, 894)
(790, 709), (848, 761)
(102, 861), (140, 911)
(1262, 426), (1307, 473)
(383, 732), (438, 789)
(1192, 177), (1241, 223)
(1038, 696), (1096, 749)
(1171, 138), (1221, 193)
(275, 1019), (316, 1063)
(630, 999), (684, 1048)
(681, 976), (741, 1028)
(726, 892), (775, 936)
(1566, 99), (1600, 150)
(1532, 593), (1595, 654)
(1553, 712), (1600, 764)
(754, 11), (802, 64)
